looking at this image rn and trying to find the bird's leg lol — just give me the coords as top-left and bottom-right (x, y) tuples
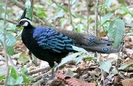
(49, 68), (55, 80)
(49, 64), (58, 80)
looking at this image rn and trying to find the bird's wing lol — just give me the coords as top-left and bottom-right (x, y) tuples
(33, 27), (75, 53)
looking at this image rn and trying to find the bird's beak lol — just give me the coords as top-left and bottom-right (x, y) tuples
(16, 23), (20, 27)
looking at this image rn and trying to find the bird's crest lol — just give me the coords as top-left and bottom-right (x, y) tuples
(16, 8), (33, 27)
(21, 8), (27, 19)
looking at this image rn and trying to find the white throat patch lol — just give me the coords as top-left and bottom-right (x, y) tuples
(23, 22), (28, 26)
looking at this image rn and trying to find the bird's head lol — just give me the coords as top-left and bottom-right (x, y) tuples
(16, 9), (33, 27)
(16, 18), (33, 27)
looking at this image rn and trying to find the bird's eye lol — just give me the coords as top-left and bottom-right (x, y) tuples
(20, 21), (25, 25)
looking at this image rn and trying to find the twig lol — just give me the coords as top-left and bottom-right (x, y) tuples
(8, 55), (18, 69)
(3, 0), (9, 86)
(11, 0), (24, 9)
(95, 0), (99, 36)
(94, 0), (99, 57)
(52, 0), (75, 30)
(32, 78), (44, 86)
(0, 17), (17, 24)
(31, 69), (53, 83)
(85, 0), (94, 34)
(32, 69), (54, 86)
(68, 0), (75, 31)
(34, 75), (43, 81)
(0, 82), (33, 86)
(51, 0), (67, 12)
(86, 0), (90, 33)
(31, 0), (33, 20)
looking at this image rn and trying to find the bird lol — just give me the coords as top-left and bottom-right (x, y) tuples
(16, 9), (122, 77)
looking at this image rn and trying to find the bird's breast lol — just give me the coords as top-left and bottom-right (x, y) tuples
(22, 29), (39, 50)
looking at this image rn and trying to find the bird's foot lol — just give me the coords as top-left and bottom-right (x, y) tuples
(42, 75), (50, 82)
(49, 75), (55, 80)
(42, 68), (55, 81)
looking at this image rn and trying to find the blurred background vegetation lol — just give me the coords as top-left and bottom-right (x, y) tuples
(0, 0), (133, 85)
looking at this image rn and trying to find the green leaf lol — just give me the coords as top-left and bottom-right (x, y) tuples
(7, 76), (16, 85)
(72, 0), (79, 5)
(72, 0), (79, 8)
(0, 21), (4, 33)
(20, 68), (28, 74)
(53, 9), (64, 20)
(10, 67), (17, 79)
(0, 33), (16, 55)
(84, 57), (96, 61)
(129, 10), (133, 16)
(6, 33), (16, 46)
(25, 0), (31, 9)
(118, 0), (124, 4)
(57, 52), (81, 67)
(0, 75), (5, 82)
(18, 52), (30, 64)
(72, 46), (88, 53)
(71, 46), (90, 64)
(0, 7), (4, 12)
(101, 13), (113, 25)
(77, 24), (84, 32)
(112, 66), (119, 75)
(25, 0), (33, 19)
(27, 7), (32, 20)
(61, 19), (68, 28)
(76, 57), (83, 64)
(0, 33), (16, 47)
(66, 69), (74, 76)
(6, 46), (14, 55)
(120, 5), (129, 13)
(7, 9), (13, 14)
(35, 7), (47, 18)
(23, 76), (30, 84)
(0, 66), (6, 76)
(100, 61), (112, 73)
(118, 62), (133, 70)
(7, 23), (17, 32)
(87, 18), (92, 23)
(105, 0), (112, 8)
(108, 19), (125, 47)
(16, 76), (23, 84)
(0, 1), (5, 6)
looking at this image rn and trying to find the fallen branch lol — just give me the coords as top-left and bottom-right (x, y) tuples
(27, 66), (50, 75)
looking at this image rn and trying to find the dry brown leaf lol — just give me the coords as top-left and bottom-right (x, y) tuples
(55, 73), (95, 86)
(121, 78), (133, 86)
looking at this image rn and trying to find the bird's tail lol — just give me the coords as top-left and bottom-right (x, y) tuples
(79, 37), (124, 53)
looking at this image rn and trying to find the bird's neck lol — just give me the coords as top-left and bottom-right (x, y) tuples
(22, 25), (35, 47)
(24, 24), (35, 29)
(22, 25), (35, 38)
